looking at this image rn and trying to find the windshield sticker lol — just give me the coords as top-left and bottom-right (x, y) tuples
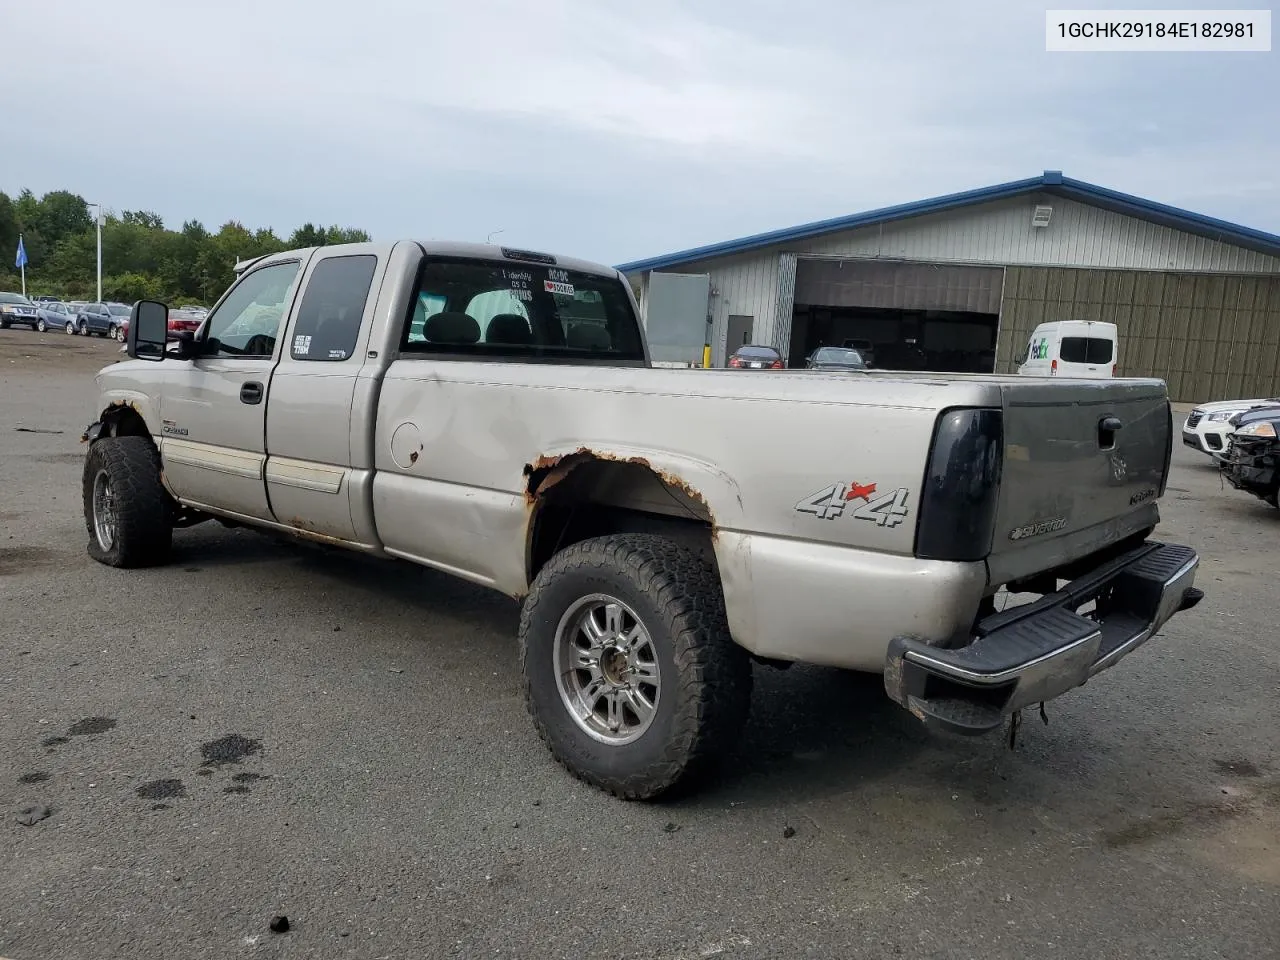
(328, 349), (347, 360)
(293, 334), (312, 355)
(504, 269), (533, 302)
(544, 279), (574, 296)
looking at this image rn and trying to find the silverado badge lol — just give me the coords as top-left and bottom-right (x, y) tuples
(1008, 517), (1068, 541)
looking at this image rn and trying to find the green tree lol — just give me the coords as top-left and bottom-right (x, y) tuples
(288, 222), (326, 247)
(0, 192), (18, 268)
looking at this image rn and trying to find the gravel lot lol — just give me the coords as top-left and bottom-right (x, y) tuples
(1, 327), (1277, 960)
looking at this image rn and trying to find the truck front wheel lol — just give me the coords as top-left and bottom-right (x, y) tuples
(519, 534), (752, 800)
(82, 436), (174, 567)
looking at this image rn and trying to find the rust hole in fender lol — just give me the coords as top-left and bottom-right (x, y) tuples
(522, 447), (713, 523)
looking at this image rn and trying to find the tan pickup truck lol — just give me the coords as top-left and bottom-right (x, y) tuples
(81, 241), (1203, 800)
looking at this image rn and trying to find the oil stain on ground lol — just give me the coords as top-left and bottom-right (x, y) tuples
(0, 546), (62, 577)
(200, 734), (262, 768)
(1214, 757), (1262, 778)
(18, 772), (51, 785)
(68, 717), (117, 736)
(41, 736), (70, 749)
(136, 779), (187, 800)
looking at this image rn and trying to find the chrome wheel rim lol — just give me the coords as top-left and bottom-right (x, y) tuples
(65, 322), (75, 335)
(36, 320), (46, 332)
(91, 469), (117, 552)
(553, 594), (661, 745)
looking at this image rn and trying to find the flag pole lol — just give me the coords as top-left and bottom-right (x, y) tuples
(18, 233), (25, 299)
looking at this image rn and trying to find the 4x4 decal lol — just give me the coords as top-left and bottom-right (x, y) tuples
(795, 481), (911, 528)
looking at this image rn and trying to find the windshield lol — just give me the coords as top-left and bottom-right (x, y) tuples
(107, 304), (132, 316)
(735, 346), (779, 359)
(401, 258), (645, 363)
(814, 347), (864, 364)
(0, 292), (31, 304)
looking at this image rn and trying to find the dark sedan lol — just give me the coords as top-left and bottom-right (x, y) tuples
(0, 291), (41, 329)
(1219, 404), (1280, 508)
(76, 302), (132, 338)
(804, 346), (867, 371)
(727, 344), (784, 370)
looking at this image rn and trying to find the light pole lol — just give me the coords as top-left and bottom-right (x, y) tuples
(87, 202), (103, 302)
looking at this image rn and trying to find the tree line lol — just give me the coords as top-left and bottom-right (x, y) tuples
(0, 188), (371, 305)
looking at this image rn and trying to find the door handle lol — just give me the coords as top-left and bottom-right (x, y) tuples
(240, 381), (264, 405)
(1098, 415), (1122, 449)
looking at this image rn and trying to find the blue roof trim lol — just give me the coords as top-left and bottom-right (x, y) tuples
(616, 170), (1280, 273)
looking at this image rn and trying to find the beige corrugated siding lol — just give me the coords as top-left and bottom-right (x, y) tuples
(997, 267), (1280, 402)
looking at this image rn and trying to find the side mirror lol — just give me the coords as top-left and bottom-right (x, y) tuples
(128, 300), (169, 361)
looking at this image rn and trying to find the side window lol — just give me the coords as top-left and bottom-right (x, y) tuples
(289, 255), (378, 362)
(204, 261), (302, 358)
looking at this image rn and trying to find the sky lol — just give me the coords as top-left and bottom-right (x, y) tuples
(5, 0), (1278, 266)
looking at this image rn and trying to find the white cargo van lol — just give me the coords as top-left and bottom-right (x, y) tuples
(1016, 320), (1118, 378)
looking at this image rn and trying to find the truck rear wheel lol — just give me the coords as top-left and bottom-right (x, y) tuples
(82, 436), (174, 567)
(519, 534), (752, 800)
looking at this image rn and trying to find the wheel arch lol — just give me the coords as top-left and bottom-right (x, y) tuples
(523, 446), (741, 585)
(82, 396), (159, 449)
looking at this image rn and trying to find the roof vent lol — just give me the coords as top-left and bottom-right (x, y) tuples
(1031, 205), (1053, 228)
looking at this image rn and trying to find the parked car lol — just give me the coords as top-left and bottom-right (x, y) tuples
(1181, 397), (1280, 458)
(35, 300), (77, 333)
(80, 239), (1201, 801)
(0, 291), (41, 329)
(1219, 405), (1280, 507)
(76, 302), (132, 338)
(167, 307), (205, 334)
(33, 295), (63, 303)
(840, 338), (877, 367)
(1016, 320), (1119, 378)
(727, 344), (784, 369)
(805, 346), (868, 371)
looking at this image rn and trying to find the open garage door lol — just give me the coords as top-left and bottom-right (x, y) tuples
(790, 259), (1004, 372)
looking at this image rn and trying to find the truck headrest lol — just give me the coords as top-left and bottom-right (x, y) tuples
(566, 323), (612, 351)
(425, 311), (480, 344)
(485, 313), (534, 345)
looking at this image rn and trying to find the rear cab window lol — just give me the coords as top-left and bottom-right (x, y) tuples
(400, 257), (645, 364)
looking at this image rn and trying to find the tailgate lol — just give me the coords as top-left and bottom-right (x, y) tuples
(988, 378), (1171, 582)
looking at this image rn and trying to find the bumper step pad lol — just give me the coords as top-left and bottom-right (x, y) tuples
(885, 542), (1201, 735)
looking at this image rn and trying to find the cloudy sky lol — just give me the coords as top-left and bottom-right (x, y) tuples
(6, 0), (1278, 265)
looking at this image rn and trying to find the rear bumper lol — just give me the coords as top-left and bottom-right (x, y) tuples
(884, 541), (1202, 734)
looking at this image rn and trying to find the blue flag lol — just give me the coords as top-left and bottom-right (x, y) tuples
(15, 237), (27, 270)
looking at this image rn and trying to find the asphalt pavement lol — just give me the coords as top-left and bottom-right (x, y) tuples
(1, 328), (1277, 960)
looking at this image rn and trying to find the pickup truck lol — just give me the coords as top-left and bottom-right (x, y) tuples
(80, 240), (1204, 800)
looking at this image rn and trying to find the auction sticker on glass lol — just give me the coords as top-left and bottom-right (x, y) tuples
(1046, 9), (1271, 50)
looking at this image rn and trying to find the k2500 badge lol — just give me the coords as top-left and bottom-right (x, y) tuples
(794, 481), (911, 528)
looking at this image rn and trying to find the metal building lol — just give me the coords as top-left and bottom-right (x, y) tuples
(618, 171), (1280, 402)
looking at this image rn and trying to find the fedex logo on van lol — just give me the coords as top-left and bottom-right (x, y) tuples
(1029, 337), (1051, 360)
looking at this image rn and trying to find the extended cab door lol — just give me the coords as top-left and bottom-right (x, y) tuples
(263, 248), (386, 544)
(159, 257), (308, 520)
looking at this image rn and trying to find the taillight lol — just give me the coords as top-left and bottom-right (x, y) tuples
(1050, 359), (1058, 376)
(728, 357), (741, 368)
(1112, 363), (1117, 376)
(914, 407), (1004, 562)
(770, 360), (783, 369)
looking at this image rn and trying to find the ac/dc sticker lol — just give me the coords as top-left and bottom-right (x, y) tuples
(794, 481), (910, 527)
